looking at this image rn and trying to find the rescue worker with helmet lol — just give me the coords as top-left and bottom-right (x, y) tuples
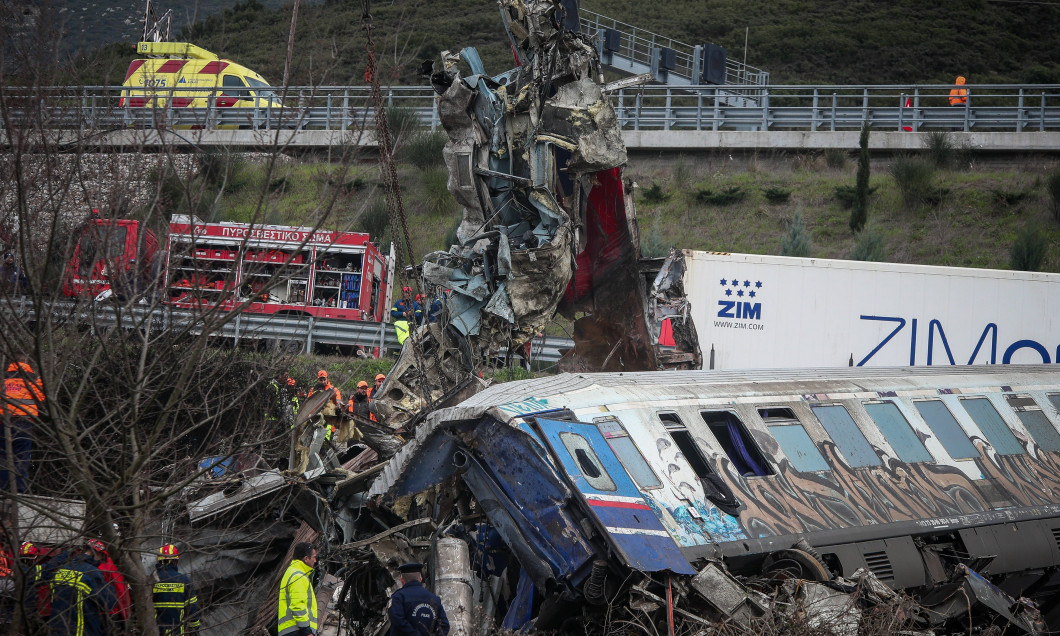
(153, 543), (200, 636)
(45, 543), (116, 636)
(269, 373), (300, 428)
(2, 354), (44, 493)
(387, 562), (449, 636)
(390, 287), (421, 347)
(86, 539), (131, 624)
(18, 541), (48, 630)
(308, 371), (341, 408)
(390, 288), (422, 323)
(277, 543), (318, 636)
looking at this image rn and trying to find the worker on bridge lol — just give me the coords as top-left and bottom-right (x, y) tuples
(949, 75), (968, 106)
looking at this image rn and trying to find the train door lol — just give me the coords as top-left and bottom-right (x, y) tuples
(533, 417), (694, 574)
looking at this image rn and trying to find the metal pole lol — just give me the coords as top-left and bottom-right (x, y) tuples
(761, 89), (769, 131)
(743, 27), (748, 71)
(664, 89), (672, 131)
(282, 0), (301, 87)
(1042, 92), (1047, 133)
(306, 316), (314, 354)
(812, 89), (819, 131)
(1016, 88), (1024, 132)
(634, 92), (642, 131)
(964, 88), (971, 131)
(830, 92), (837, 132)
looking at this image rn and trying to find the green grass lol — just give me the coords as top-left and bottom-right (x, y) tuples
(203, 154), (1060, 278)
(625, 156), (1060, 271)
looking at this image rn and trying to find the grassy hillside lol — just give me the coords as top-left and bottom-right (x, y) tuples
(185, 135), (1060, 274)
(627, 151), (1060, 271)
(70, 0), (1060, 87)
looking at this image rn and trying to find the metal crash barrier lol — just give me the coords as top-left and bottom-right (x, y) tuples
(4, 298), (573, 362)
(2, 83), (1057, 137)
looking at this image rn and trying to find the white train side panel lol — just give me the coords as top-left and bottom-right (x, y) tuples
(683, 251), (1060, 369)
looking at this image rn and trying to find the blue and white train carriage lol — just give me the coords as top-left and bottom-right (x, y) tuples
(369, 365), (1060, 628)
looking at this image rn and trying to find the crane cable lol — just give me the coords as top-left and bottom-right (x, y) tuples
(360, 0), (436, 412)
(360, 0), (414, 282)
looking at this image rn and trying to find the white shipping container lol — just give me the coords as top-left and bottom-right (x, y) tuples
(682, 250), (1060, 370)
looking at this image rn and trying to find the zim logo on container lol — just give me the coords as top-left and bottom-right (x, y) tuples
(716, 278), (763, 320)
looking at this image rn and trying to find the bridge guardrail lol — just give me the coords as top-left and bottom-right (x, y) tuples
(3, 84), (1058, 134)
(7, 298), (573, 363)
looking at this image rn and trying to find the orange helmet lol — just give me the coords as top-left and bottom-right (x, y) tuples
(159, 544), (179, 559)
(375, 374), (385, 382)
(20, 541), (38, 557)
(317, 370), (328, 379)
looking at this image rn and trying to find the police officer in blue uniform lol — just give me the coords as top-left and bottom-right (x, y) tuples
(387, 562), (449, 636)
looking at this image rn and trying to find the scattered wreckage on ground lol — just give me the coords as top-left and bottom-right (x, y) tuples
(189, 365), (1060, 635)
(11, 1), (1060, 634)
(287, 0), (1058, 633)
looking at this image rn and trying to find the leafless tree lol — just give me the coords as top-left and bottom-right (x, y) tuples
(0, 4), (378, 635)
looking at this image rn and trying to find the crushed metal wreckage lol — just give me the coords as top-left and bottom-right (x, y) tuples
(183, 368), (1053, 634)
(169, 1), (1055, 634)
(371, 0), (699, 431)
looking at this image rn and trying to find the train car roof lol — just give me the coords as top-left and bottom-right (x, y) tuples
(453, 365), (1060, 414)
(371, 365), (1060, 498)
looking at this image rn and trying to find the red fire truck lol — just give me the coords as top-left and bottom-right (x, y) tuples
(64, 214), (394, 323)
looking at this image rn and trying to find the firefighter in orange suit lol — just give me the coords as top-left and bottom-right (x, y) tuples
(2, 355), (44, 493)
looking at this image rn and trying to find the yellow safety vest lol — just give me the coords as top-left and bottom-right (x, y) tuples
(277, 560), (317, 636)
(394, 320), (410, 345)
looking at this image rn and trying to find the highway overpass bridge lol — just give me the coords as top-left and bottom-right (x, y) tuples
(3, 83), (1058, 152)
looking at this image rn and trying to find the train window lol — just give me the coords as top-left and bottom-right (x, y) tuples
(913, 400), (978, 459)
(559, 432), (616, 491)
(595, 417), (662, 489)
(701, 411), (774, 477)
(1005, 395), (1060, 452)
(959, 398), (1024, 455)
(811, 405), (882, 468)
(1049, 394), (1060, 414)
(863, 401), (933, 463)
(668, 429), (714, 477)
(770, 425), (830, 472)
(659, 412), (716, 476)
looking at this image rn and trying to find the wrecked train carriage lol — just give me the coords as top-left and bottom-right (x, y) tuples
(368, 365), (1060, 630)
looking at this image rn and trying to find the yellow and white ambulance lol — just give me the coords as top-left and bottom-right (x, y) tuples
(120, 42), (281, 111)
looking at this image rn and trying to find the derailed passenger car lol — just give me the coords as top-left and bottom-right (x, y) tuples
(364, 366), (1060, 632)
